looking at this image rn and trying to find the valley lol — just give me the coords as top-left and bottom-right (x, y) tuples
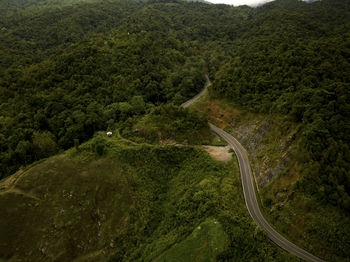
(0, 0), (349, 261)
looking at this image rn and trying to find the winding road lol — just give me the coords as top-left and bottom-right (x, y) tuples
(180, 74), (211, 108)
(182, 76), (324, 262)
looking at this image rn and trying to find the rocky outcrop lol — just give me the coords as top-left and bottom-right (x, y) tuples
(228, 118), (296, 189)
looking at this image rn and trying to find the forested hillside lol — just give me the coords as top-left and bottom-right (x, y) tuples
(0, 0), (349, 260)
(210, 0), (350, 211)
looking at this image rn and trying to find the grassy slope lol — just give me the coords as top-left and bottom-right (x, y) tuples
(157, 218), (227, 262)
(0, 152), (133, 261)
(191, 94), (350, 261)
(0, 132), (297, 262)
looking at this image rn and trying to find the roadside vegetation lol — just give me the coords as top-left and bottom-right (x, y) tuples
(192, 95), (350, 261)
(0, 134), (297, 261)
(0, 0), (349, 260)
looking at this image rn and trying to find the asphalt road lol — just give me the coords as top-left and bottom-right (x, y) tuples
(182, 76), (324, 262)
(181, 74), (210, 108)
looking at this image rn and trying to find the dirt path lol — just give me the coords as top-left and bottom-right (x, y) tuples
(0, 169), (39, 200)
(0, 169), (25, 193)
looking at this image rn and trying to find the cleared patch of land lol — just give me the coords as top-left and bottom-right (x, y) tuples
(0, 155), (133, 262)
(202, 145), (232, 162)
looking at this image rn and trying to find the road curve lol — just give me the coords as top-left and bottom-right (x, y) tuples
(210, 125), (324, 262)
(182, 76), (324, 262)
(181, 74), (210, 108)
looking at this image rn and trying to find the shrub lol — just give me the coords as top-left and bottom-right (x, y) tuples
(95, 143), (105, 156)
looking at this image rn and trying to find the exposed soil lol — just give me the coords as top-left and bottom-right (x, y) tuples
(195, 97), (298, 188)
(202, 145), (232, 162)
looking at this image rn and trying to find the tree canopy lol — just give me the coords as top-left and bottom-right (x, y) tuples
(0, 0), (349, 215)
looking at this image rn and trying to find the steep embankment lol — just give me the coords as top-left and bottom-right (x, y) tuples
(183, 77), (322, 261)
(192, 96), (350, 262)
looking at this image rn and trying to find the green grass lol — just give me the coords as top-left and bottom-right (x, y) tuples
(0, 153), (133, 261)
(157, 218), (227, 262)
(0, 133), (298, 262)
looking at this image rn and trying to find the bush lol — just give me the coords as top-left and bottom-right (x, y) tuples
(264, 198), (272, 208)
(74, 139), (79, 151)
(95, 143), (105, 156)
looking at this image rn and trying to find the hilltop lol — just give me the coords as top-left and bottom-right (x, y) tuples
(0, 0), (349, 260)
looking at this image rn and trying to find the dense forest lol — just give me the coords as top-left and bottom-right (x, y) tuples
(0, 0), (349, 259)
(210, 0), (350, 211)
(0, 0), (239, 178)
